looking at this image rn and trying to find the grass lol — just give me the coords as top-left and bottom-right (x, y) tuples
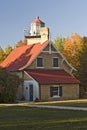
(0, 105), (87, 129)
(35, 99), (87, 107)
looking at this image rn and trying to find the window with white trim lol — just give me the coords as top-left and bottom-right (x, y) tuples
(50, 86), (62, 97)
(53, 58), (59, 67)
(37, 57), (43, 67)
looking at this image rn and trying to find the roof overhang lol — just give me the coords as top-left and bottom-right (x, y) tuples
(25, 69), (80, 84)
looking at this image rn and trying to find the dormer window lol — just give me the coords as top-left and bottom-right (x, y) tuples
(37, 57), (44, 67)
(53, 58), (59, 67)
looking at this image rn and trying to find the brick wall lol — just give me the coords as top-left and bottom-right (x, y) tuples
(26, 52), (72, 73)
(39, 84), (79, 101)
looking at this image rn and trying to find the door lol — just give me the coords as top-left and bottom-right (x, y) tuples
(29, 84), (33, 101)
(24, 80), (39, 101)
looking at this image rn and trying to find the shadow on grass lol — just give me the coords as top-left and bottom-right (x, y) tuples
(0, 106), (87, 129)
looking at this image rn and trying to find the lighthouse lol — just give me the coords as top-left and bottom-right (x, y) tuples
(25, 16), (49, 44)
(30, 16), (45, 36)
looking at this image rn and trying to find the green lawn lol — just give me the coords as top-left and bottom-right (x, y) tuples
(0, 106), (87, 130)
(35, 99), (87, 107)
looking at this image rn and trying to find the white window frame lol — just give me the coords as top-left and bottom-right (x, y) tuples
(53, 86), (60, 98)
(51, 86), (60, 98)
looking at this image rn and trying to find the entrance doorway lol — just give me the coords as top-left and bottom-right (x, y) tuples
(29, 84), (33, 101)
(24, 80), (39, 101)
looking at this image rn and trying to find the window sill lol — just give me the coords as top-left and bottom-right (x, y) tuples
(52, 96), (60, 98)
(52, 67), (60, 69)
(36, 67), (44, 69)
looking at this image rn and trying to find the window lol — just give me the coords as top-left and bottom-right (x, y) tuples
(50, 86), (62, 97)
(37, 57), (43, 67)
(53, 58), (58, 67)
(26, 87), (28, 90)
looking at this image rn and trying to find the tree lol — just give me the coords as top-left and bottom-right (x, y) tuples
(62, 33), (82, 69)
(0, 47), (4, 63)
(15, 39), (27, 47)
(4, 44), (13, 59)
(78, 37), (87, 97)
(54, 36), (64, 52)
(0, 68), (21, 103)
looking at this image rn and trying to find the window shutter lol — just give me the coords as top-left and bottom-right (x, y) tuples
(50, 87), (53, 97)
(59, 86), (62, 96)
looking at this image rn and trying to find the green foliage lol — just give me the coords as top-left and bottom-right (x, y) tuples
(54, 36), (64, 52)
(0, 45), (13, 63)
(0, 68), (20, 103)
(4, 44), (13, 58)
(78, 37), (87, 96)
(15, 39), (27, 47)
(0, 47), (4, 63)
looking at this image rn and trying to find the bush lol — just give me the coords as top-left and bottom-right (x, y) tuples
(0, 68), (20, 103)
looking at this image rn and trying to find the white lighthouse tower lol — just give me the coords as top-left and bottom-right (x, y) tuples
(30, 16), (45, 36)
(25, 16), (49, 44)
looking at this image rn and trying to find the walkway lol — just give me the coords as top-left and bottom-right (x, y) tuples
(29, 104), (87, 111)
(1, 101), (87, 111)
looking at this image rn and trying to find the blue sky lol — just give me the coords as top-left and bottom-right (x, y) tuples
(0, 0), (87, 49)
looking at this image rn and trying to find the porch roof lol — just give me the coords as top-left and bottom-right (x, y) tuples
(25, 69), (80, 84)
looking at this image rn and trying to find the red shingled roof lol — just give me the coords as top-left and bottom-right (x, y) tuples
(0, 41), (48, 71)
(32, 16), (44, 24)
(25, 69), (80, 84)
